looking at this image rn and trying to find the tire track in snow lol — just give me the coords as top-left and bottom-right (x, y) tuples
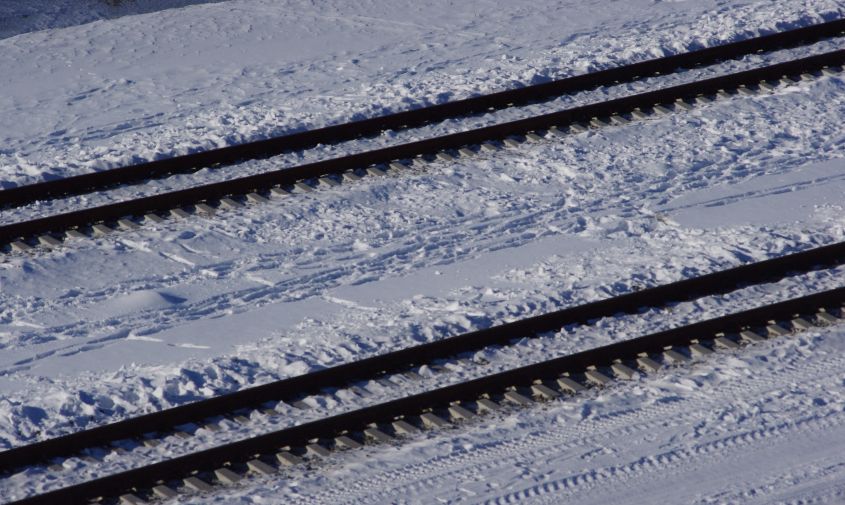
(298, 334), (845, 504)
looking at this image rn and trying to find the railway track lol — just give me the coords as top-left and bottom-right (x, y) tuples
(1, 18), (843, 212)
(2, 47), (844, 254)
(4, 239), (845, 504)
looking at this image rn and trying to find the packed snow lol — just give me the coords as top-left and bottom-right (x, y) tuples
(2, 0), (845, 503)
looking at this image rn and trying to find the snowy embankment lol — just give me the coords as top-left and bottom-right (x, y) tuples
(2, 0), (845, 503)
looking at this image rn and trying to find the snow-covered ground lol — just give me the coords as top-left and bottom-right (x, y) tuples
(2, 0), (845, 503)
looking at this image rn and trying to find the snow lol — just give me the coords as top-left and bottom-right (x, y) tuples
(193, 327), (845, 504)
(2, 0), (845, 503)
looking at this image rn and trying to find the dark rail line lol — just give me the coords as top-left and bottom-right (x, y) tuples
(3, 238), (845, 475)
(8, 285), (845, 505)
(1, 18), (843, 209)
(1, 48), (844, 247)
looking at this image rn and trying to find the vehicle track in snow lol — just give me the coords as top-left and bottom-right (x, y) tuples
(304, 330), (845, 505)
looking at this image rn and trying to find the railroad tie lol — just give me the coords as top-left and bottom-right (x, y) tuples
(342, 170), (361, 182)
(736, 85), (757, 96)
(152, 484), (179, 499)
(334, 435), (363, 449)
(305, 442), (331, 458)
(194, 203), (216, 215)
(37, 234), (62, 247)
(714, 336), (740, 350)
(765, 323), (789, 337)
(758, 80), (777, 91)
(291, 399), (311, 410)
(65, 229), (88, 239)
(392, 419), (420, 435)
(276, 451), (303, 466)
(480, 142), (498, 152)
(183, 476), (214, 492)
(610, 361), (637, 380)
(609, 115), (630, 126)
(689, 342), (713, 358)
(117, 218), (140, 230)
(214, 467), (242, 485)
(569, 123), (589, 133)
(403, 370), (424, 381)
(9, 241), (31, 253)
(585, 367), (613, 386)
(739, 330), (766, 343)
(436, 152), (455, 162)
(246, 459), (276, 476)
(503, 389), (533, 406)
(364, 426), (394, 443)
(246, 192), (270, 204)
(419, 412), (450, 429)
(636, 354), (661, 373)
(349, 385), (370, 397)
(790, 317), (814, 331)
(531, 383), (560, 400)
(556, 375), (586, 393)
(547, 126), (566, 137)
(170, 208), (191, 219)
(260, 406), (280, 416)
(821, 66), (842, 76)
(476, 397), (501, 413)
(589, 117), (610, 128)
(270, 186), (291, 196)
(674, 99), (694, 111)
(525, 132), (544, 142)
(318, 176), (340, 188)
(816, 310), (841, 324)
(448, 403), (476, 421)
(143, 213), (165, 224)
(119, 493), (147, 505)
(202, 422), (221, 433)
(662, 347), (689, 364)
(293, 182), (314, 193)
(652, 104), (673, 115)
(502, 138), (522, 148)
(366, 166), (387, 177)
(91, 223), (113, 236)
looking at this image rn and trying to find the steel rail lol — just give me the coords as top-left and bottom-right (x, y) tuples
(7, 285), (845, 505)
(1, 48), (844, 247)
(2, 238), (845, 475)
(1, 18), (844, 209)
